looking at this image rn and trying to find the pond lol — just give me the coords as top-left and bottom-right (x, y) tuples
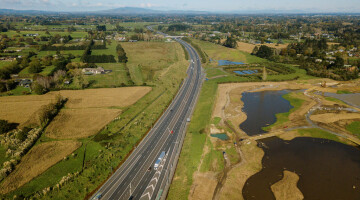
(218, 60), (245, 66)
(243, 137), (360, 199)
(240, 90), (293, 136)
(210, 133), (229, 140)
(234, 70), (258, 75)
(239, 90), (360, 199)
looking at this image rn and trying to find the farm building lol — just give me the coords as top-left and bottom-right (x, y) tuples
(82, 67), (105, 75)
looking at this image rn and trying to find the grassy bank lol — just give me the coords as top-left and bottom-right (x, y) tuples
(200, 138), (225, 172)
(346, 121), (360, 139)
(297, 128), (352, 145)
(168, 80), (218, 200)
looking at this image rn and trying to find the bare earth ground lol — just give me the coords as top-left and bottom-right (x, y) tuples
(271, 170), (304, 200)
(193, 79), (360, 200)
(0, 140), (81, 194)
(46, 87), (151, 139)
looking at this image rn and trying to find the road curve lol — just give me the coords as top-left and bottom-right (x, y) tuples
(90, 32), (203, 200)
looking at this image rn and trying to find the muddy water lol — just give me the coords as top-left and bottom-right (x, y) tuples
(240, 90), (360, 199)
(240, 90), (293, 136)
(242, 137), (360, 200)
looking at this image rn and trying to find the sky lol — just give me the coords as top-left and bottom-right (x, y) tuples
(0, 0), (360, 12)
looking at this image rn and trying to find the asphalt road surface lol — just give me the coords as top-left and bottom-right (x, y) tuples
(91, 33), (203, 200)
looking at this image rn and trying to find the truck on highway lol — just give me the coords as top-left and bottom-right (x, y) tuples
(154, 151), (166, 170)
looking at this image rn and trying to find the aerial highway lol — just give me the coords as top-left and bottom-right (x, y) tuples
(91, 31), (203, 200)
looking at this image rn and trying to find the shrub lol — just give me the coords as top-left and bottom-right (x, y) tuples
(0, 120), (15, 134)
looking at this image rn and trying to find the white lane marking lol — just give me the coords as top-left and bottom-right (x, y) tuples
(103, 38), (200, 200)
(98, 58), (193, 197)
(153, 41), (201, 199)
(151, 177), (158, 182)
(140, 192), (151, 199)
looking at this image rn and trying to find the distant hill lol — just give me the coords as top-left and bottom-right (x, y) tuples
(95, 7), (161, 15)
(95, 7), (210, 15)
(0, 7), (357, 16)
(0, 9), (59, 15)
(0, 7), (210, 15)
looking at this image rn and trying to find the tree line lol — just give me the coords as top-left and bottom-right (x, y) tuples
(80, 40), (116, 63)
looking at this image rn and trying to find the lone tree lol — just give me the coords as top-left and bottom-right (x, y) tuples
(223, 37), (237, 48)
(28, 58), (42, 73)
(255, 45), (273, 59)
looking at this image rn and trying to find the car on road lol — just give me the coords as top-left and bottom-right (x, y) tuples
(92, 192), (102, 200)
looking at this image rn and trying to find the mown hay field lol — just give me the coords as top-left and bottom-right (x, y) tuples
(0, 95), (55, 125)
(0, 87), (151, 126)
(46, 87), (151, 139)
(46, 108), (121, 139)
(56, 87), (151, 109)
(0, 140), (81, 194)
(236, 42), (289, 54)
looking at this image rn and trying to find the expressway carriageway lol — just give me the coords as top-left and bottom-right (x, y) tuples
(91, 35), (203, 200)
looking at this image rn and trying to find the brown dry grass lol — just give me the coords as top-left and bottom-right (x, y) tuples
(188, 171), (218, 200)
(310, 113), (360, 123)
(0, 87), (151, 126)
(237, 42), (288, 53)
(327, 42), (341, 46)
(46, 87), (151, 139)
(46, 108), (121, 139)
(55, 87), (152, 109)
(271, 170), (304, 200)
(0, 140), (81, 194)
(0, 95), (55, 125)
(219, 140), (264, 200)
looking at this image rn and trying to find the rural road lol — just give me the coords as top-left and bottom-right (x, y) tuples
(90, 31), (203, 200)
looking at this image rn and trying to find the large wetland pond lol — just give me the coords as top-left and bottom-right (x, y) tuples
(240, 90), (293, 136)
(240, 90), (360, 199)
